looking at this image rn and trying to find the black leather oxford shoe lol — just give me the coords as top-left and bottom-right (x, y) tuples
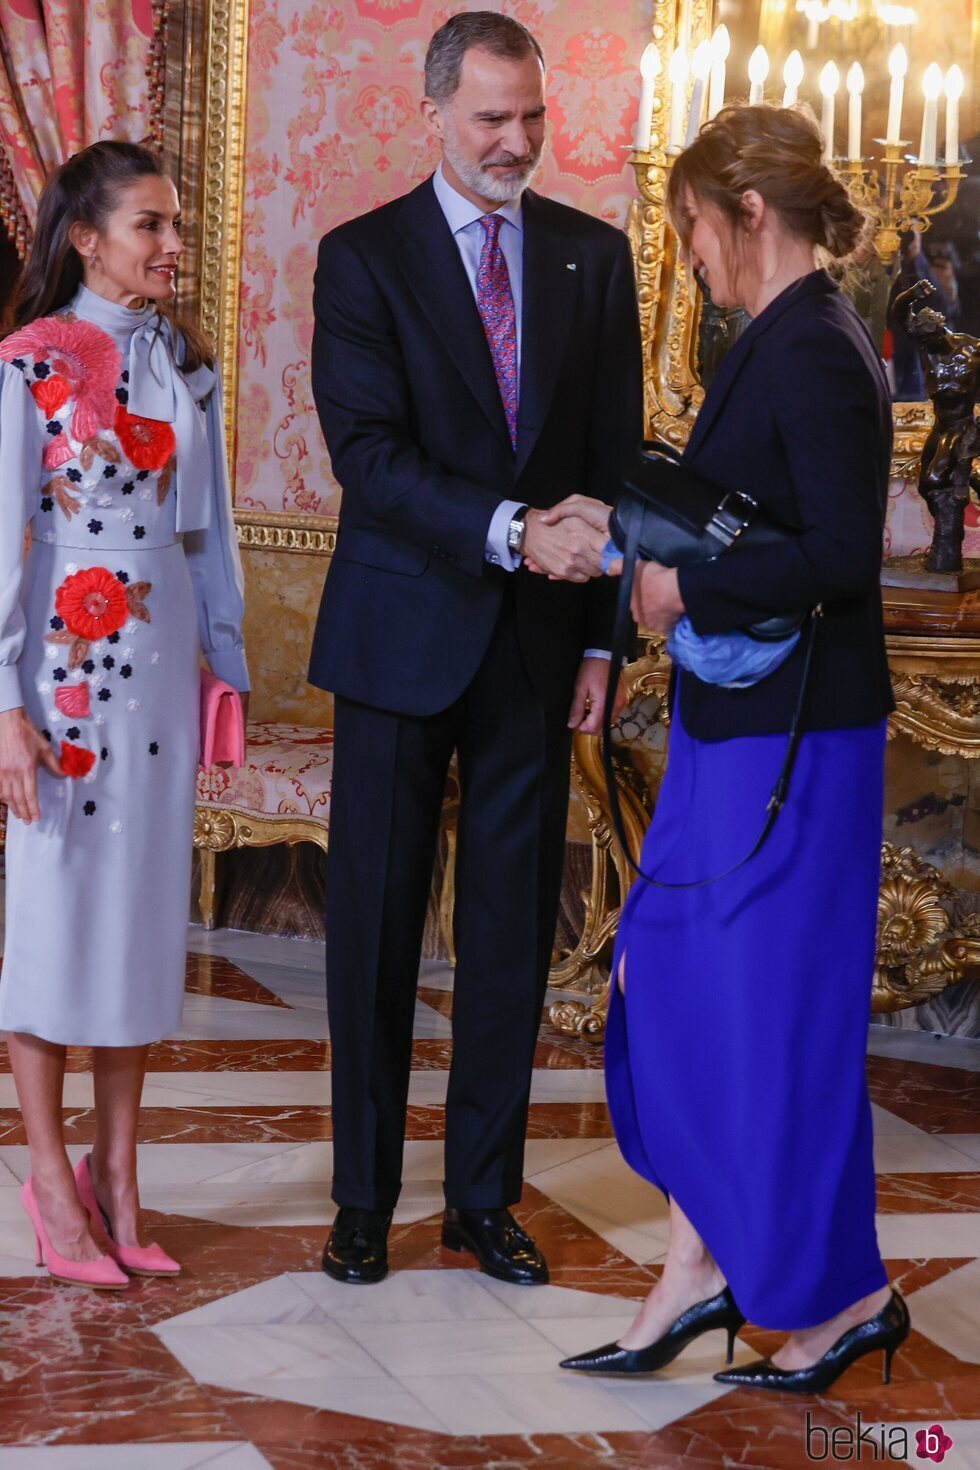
(560, 1286), (744, 1375)
(442, 1207), (549, 1284)
(321, 1207), (392, 1284)
(713, 1289), (910, 1394)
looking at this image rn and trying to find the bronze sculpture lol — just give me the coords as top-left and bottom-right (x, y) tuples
(892, 278), (980, 573)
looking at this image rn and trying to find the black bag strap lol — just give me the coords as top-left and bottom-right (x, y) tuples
(600, 526), (821, 890)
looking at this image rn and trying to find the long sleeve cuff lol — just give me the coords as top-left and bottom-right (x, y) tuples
(485, 499), (526, 571)
(583, 649), (612, 660)
(205, 646), (250, 692)
(0, 665), (23, 715)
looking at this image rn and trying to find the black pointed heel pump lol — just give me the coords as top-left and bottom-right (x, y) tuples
(713, 1289), (910, 1395)
(560, 1285), (745, 1376)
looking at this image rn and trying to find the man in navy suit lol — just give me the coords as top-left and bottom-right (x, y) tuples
(309, 11), (642, 1286)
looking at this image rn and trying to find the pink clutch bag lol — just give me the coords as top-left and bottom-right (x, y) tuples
(200, 669), (246, 767)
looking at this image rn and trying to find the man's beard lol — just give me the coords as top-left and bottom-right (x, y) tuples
(443, 132), (542, 203)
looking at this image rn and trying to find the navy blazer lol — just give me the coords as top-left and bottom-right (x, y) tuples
(676, 270), (895, 741)
(307, 177), (643, 718)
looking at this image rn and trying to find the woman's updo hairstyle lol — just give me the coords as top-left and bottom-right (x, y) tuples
(666, 103), (869, 265)
(2, 140), (213, 373)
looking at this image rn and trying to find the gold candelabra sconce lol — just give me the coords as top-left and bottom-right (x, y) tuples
(836, 144), (966, 265)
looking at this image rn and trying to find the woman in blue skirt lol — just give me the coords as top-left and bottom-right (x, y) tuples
(555, 105), (909, 1393)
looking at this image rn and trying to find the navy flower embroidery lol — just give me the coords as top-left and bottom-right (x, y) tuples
(121, 370), (130, 382)
(100, 747), (108, 761)
(10, 357), (25, 371)
(83, 801), (96, 815)
(87, 519), (103, 535)
(115, 387), (129, 405)
(107, 632), (120, 645)
(66, 726), (80, 740)
(66, 468), (82, 484)
(136, 470), (150, 481)
(98, 688), (111, 702)
(116, 571), (129, 584)
(133, 526), (145, 540)
(33, 361), (50, 380)
(121, 481), (134, 495)
(40, 497), (53, 513)
(53, 667), (66, 682)
(120, 665), (133, 679)
(50, 616), (64, 631)
(149, 742), (159, 755)
(103, 465), (117, 479)
(46, 420), (62, 436)
(102, 656), (115, 670)
(81, 659), (95, 674)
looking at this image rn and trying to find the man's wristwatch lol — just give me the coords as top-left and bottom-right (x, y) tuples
(507, 507), (528, 557)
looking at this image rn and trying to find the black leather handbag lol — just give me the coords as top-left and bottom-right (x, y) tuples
(602, 446), (820, 889)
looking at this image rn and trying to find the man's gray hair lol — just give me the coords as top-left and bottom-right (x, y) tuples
(424, 11), (544, 104)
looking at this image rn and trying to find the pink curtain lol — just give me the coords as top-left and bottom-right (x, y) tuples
(0, 0), (165, 256)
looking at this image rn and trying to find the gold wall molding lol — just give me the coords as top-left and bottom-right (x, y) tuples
(235, 509), (337, 555)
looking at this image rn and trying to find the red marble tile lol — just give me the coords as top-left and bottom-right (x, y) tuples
(867, 1053), (980, 1134)
(876, 1172), (980, 1211)
(183, 953), (291, 1008)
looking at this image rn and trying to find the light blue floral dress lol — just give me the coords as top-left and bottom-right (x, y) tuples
(0, 287), (248, 1045)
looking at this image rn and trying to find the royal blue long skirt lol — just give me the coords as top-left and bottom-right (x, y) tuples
(605, 693), (889, 1330)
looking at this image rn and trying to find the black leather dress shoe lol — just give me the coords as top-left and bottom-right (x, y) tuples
(560, 1287), (744, 1375)
(442, 1207), (549, 1284)
(321, 1207), (392, 1284)
(713, 1289), (910, 1394)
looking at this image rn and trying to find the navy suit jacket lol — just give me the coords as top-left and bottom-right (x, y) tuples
(676, 270), (895, 741)
(307, 176), (643, 718)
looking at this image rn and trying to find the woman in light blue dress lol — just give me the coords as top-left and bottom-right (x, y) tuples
(0, 142), (248, 1287)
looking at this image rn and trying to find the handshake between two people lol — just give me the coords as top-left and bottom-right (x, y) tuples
(523, 494), (685, 737)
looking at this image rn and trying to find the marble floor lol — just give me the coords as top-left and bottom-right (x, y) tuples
(0, 925), (978, 1468)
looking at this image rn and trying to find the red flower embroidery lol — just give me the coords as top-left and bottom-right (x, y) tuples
(59, 741), (96, 779)
(30, 375), (71, 418)
(43, 433), (73, 470)
(55, 568), (129, 642)
(0, 317), (120, 441)
(114, 405), (176, 472)
(54, 683), (91, 719)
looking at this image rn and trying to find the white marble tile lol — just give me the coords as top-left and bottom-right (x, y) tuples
(161, 1273), (331, 1330)
(0, 1449), (274, 1470)
(867, 1026), (980, 1073)
(290, 1267), (512, 1324)
(154, 1322), (385, 1383)
(871, 1103), (929, 1137)
(944, 1135), (980, 1166)
(896, 1258), (980, 1363)
(873, 1131), (980, 1174)
(530, 1143), (672, 1264)
(478, 1275), (645, 1319)
(418, 959), (455, 992)
(340, 1315), (563, 1378)
(875, 1212), (980, 1259)
(407, 1370), (655, 1435)
(186, 924), (325, 974)
(217, 1374), (444, 1433)
(171, 994), (328, 1042)
(596, 1377), (745, 1433)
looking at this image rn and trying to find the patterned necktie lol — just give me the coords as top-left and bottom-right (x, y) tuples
(475, 213), (518, 450)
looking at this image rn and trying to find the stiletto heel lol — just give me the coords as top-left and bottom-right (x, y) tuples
(74, 1156), (181, 1278)
(21, 1178), (129, 1290)
(561, 1286), (745, 1376)
(32, 1226), (43, 1268)
(714, 1289), (910, 1395)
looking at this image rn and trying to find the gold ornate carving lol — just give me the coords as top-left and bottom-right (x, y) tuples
(235, 509), (338, 555)
(889, 672), (980, 755)
(873, 844), (980, 1010)
(198, 0), (251, 469)
(194, 806), (328, 854)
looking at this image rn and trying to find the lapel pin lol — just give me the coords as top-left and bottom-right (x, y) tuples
(566, 262), (577, 270)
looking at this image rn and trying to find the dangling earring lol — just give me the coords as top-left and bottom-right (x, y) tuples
(89, 251), (97, 270)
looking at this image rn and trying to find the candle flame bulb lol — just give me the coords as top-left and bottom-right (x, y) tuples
(945, 64), (965, 102)
(846, 61), (864, 96)
(748, 44), (769, 105)
(711, 23), (731, 63)
(889, 43), (908, 81)
(692, 39), (712, 81)
(783, 50), (804, 107)
(923, 62), (944, 102)
(819, 60), (840, 98)
(640, 40), (661, 81)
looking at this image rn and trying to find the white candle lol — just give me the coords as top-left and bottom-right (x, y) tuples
(634, 42), (661, 151)
(886, 44), (907, 146)
(708, 24), (730, 120)
(846, 61), (864, 161)
(685, 40), (712, 146)
(667, 46), (689, 152)
(945, 64), (964, 165)
(920, 63), (943, 165)
(748, 45), (769, 106)
(820, 60), (840, 162)
(807, 14), (819, 49)
(783, 51), (804, 108)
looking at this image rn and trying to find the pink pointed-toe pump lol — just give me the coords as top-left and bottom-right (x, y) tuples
(21, 1177), (129, 1290)
(74, 1155), (181, 1278)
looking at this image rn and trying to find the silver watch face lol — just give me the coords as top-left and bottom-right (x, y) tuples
(508, 519), (524, 552)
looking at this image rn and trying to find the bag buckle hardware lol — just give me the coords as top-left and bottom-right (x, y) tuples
(706, 490), (758, 549)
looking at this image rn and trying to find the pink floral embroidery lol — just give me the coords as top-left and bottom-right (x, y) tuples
(54, 683), (91, 719)
(43, 434), (73, 470)
(0, 317), (121, 443)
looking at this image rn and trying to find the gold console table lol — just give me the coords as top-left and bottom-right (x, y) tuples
(549, 588), (980, 1040)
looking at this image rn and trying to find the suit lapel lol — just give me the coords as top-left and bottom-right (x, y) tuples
(515, 191), (580, 477)
(395, 179), (511, 446)
(684, 322), (758, 460)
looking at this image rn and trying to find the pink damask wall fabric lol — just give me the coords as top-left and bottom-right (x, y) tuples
(237, 0), (653, 516)
(0, 0), (159, 229)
